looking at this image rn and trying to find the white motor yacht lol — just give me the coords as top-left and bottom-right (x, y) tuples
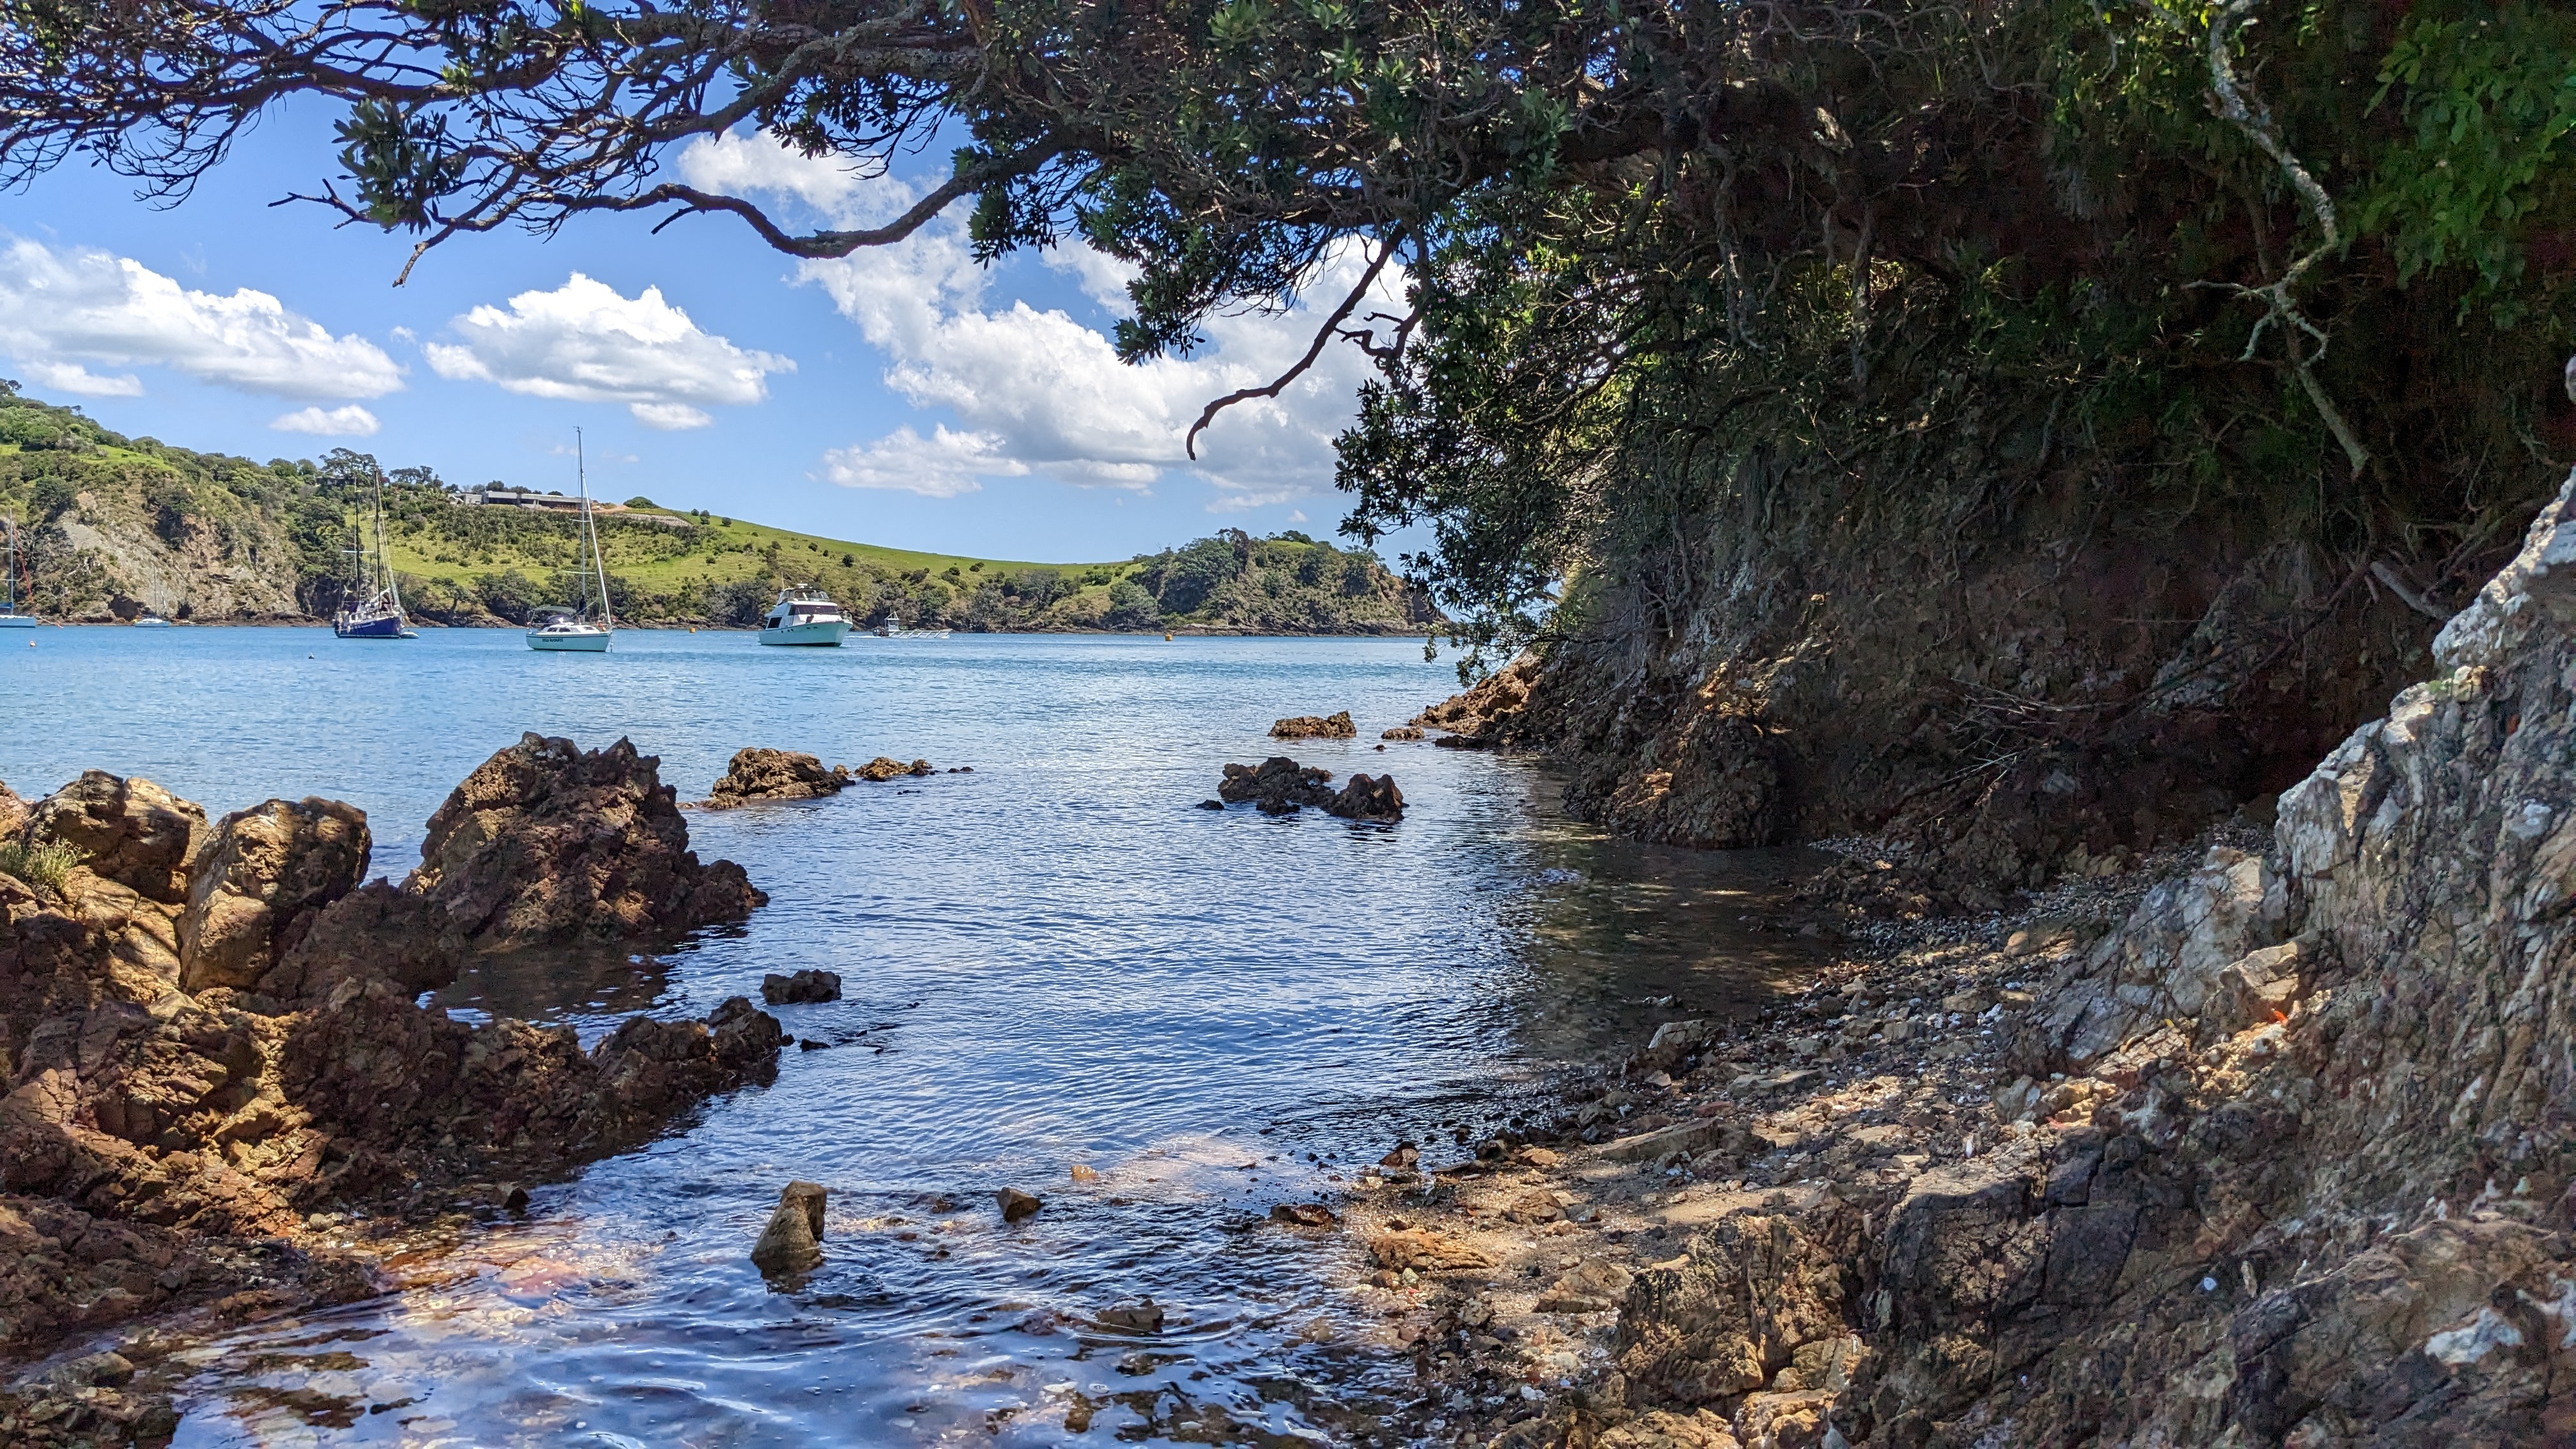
(760, 588), (851, 646)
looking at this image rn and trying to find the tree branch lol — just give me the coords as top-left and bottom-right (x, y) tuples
(1184, 229), (1404, 460)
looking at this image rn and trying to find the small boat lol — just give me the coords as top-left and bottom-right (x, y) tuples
(334, 466), (417, 639)
(870, 612), (949, 640)
(0, 518), (33, 628)
(760, 588), (851, 646)
(528, 431), (615, 653)
(132, 615), (172, 629)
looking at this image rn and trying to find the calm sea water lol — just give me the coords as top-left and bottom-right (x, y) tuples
(1, 625), (1813, 1446)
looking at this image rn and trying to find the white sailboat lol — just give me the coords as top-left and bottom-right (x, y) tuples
(528, 431), (614, 652)
(0, 518), (33, 628)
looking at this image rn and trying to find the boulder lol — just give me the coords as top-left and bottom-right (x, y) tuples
(760, 969), (842, 1005)
(1324, 772), (1404, 820)
(705, 749), (848, 806)
(1365, 1227), (1493, 1272)
(24, 772), (206, 903)
(998, 1186), (1043, 1223)
(857, 756), (935, 782)
(0, 779), (24, 840)
(1537, 1257), (1636, 1314)
(406, 733), (766, 949)
(1216, 757), (1335, 813)
(1271, 710), (1357, 740)
(178, 798), (371, 993)
(1381, 726), (1425, 741)
(750, 1180), (827, 1274)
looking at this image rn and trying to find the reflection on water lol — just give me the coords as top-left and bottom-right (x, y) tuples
(0, 628), (1816, 1445)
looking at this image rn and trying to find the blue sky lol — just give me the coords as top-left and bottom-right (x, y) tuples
(0, 101), (1416, 564)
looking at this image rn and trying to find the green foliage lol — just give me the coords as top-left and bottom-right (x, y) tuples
(0, 838), (80, 894)
(2361, 1), (2576, 317)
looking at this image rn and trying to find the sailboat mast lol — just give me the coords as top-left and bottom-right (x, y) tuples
(578, 429), (612, 629)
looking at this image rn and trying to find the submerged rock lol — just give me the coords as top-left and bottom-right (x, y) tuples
(1270, 710), (1357, 740)
(761, 969), (843, 1005)
(1380, 726), (1424, 741)
(1216, 757), (1335, 813)
(751, 1180), (827, 1274)
(1323, 772), (1404, 820)
(1096, 1299), (1166, 1333)
(857, 756), (936, 782)
(408, 732), (766, 949)
(705, 749), (848, 807)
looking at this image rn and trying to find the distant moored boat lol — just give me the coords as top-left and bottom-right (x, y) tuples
(0, 517), (33, 628)
(760, 588), (850, 646)
(527, 430), (616, 653)
(334, 466), (417, 640)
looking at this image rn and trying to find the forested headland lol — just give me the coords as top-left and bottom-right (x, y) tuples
(0, 386), (1432, 633)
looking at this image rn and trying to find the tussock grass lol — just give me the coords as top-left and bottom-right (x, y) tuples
(0, 838), (80, 894)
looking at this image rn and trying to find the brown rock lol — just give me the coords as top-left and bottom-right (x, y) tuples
(1380, 726), (1425, 741)
(1216, 757), (1335, 813)
(1365, 1227), (1493, 1272)
(998, 1186), (1043, 1222)
(750, 1180), (827, 1273)
(1323, 772), (1404, 820)
(406, 733), (766, 948)
(1096, 1300), (1165, 1332)
(856, 756), (937, 781)
(760, 969), (842, 1005)
(1271, 710), (1357, 740)
(0, 779), (24, 840)
(178, 798), (370, 993)
(1537, 1257), (1635, 1314)
(1503, 1188), (1565, 1223)
(1269, 1202), (1337, 1227)
(705, 749), (847, 807)
(24, 772), (206, 903)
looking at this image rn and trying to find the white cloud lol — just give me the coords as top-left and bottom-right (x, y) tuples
(270, 404), (381, 437)
(425, 273), (792, 427)
(799, 231), (1400, 509)
(675, 132), (915, 225)
(818, 425), (1029, 498)
(0, 235), (402, 400)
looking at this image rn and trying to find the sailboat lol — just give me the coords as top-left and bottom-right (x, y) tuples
(0, 518), (34, 628)
(528, 431), (613, 652)
(333, 468), (417, 639)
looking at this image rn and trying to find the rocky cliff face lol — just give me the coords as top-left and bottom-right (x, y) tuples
(1443, 477), (2483, 911)
(0, 751), (781, 1372)
(1542, 465), (2576, 1446)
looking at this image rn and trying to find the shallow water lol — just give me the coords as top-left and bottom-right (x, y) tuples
(1, 626), (1816, 1446)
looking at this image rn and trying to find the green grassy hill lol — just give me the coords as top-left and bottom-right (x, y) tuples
(0, 384), (1436, 634)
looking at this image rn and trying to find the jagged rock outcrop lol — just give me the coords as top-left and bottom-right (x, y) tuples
(409, 733), (766, 947)
(0, 781), (24, 842)
(1217, 757), (1337, 813)
(856, 756), (935, 781)
(1575, 466), (2576, 1446)
(0, 755), (784, 1365)
(1271, 710), (1357, 740)
(176, 798), (369, 992)
(704, 748), (848, 807)
(761, 969), (842, 1005)
(22, 773), (206, 904)
(1324, 772), (1406, 820)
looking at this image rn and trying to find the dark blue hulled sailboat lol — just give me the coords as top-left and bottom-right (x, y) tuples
(334, 468), (416, 640)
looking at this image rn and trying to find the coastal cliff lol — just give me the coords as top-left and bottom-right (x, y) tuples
(1358, 470), (2576, 1446)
